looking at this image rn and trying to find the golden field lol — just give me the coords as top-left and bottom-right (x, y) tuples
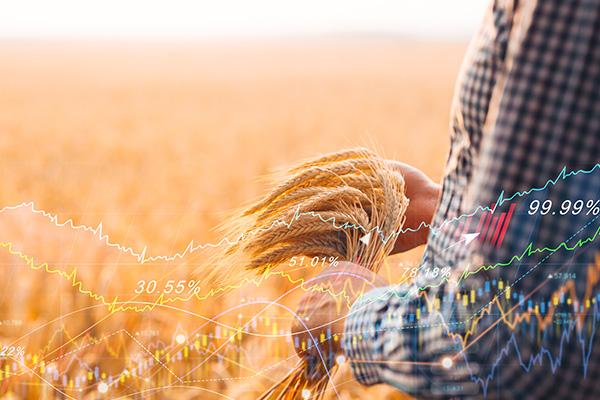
(0, 39), (465, 399)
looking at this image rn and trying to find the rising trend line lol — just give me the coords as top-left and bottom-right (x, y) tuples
(460, 218), (600, 283)
(0, 163), (597, 263)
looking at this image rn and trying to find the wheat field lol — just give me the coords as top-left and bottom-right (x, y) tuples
(0, 39), (465, 399)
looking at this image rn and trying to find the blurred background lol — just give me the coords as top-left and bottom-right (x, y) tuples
(0, 1), (485, 398)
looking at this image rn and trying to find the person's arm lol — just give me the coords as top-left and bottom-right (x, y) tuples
(345, 0), (600, 396)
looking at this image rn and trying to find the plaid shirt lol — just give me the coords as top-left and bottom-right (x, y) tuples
(343, 1), (600, 398)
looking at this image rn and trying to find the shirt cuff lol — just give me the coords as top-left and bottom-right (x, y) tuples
(341, 286), (405, 386)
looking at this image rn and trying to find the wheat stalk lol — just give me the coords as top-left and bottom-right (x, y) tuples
(218, 148), (408, 399)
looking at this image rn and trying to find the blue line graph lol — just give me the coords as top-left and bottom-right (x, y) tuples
(465, 302), (600, 397)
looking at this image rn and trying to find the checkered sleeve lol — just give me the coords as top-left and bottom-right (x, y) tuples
(341, 280), (475, 397)
(341, 287), (391, 385)
(341, 285), (417, 387)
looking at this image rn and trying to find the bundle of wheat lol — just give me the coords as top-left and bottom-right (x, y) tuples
(220, 148), (409, 399)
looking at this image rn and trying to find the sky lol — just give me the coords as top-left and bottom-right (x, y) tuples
(0, 0), (489, 39)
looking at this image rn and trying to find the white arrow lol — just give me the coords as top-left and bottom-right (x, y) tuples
(359, 231), (372, 246)
(443, 232), (480, 251)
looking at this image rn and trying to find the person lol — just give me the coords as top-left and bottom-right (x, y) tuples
(292, 0), (600, 398)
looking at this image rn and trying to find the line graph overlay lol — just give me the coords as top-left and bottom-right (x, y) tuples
(0, 162), (597, 264)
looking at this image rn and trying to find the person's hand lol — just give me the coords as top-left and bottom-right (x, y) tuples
(290, 262), (385, 381)
(387, 161), (441, 254)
